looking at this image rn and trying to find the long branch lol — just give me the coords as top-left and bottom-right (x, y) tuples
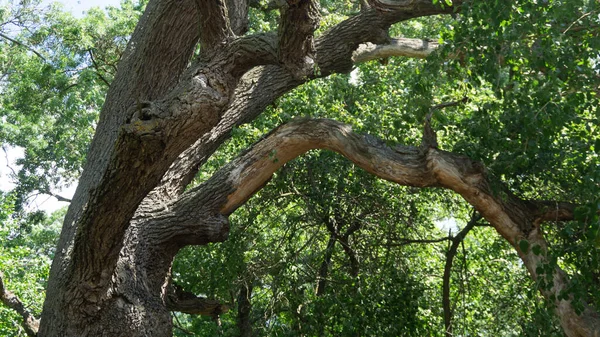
(0, 272), (40, 337)
(163, 118), (600, 336)
(443, 211), (479, 337)
(0, 32), (46, 61)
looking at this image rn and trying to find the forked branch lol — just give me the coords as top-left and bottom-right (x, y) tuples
(442, 211), (480, 337)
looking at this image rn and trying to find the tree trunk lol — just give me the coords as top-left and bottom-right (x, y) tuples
(237, 282), (253, 337)
(30, 0), (600, 336)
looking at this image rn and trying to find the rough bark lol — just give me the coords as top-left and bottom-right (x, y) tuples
(278, 0), (320, 77)
(40, 0), (203, 334)
(38, 0), (458, 335)
(32, 0), (600, 336)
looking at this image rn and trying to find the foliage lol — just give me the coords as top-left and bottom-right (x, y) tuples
(0, 0), (145, 209)
(0, 192), (64, 336)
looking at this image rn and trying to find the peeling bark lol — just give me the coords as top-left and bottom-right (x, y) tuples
(353, 37), (439, 63)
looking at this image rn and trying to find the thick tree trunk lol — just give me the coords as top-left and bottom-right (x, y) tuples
(38, 0), (203, 334)
(36, 1), (457, 334)
(32, 0), (600, 336)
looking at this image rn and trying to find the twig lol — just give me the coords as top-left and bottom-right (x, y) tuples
(563, 11), (593, 34)
(430, 96), (470, 114)
(87, 49), (111, 87)
(172, 315), (194, 336)
(2, 146), (18, 177)
(0, 32), (46, 62)
(387, 236), (452, 247)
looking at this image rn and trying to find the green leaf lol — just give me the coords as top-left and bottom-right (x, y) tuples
(518, 239), (530, 254)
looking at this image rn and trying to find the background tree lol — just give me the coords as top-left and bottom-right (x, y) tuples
(1, 0), (598, 336)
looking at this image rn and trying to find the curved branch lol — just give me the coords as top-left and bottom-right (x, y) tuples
(224, 34), (279, 77)
(163, 118), (600, 335)
(0, 272), (39, 337)
(0, 32), (46, 62)
(219, 118), (436, 213)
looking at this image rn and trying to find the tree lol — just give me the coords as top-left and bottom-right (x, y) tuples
(1, 0), (599, 336)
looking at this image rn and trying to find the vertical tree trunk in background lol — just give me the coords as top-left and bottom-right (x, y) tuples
(238, 282), (253, 337)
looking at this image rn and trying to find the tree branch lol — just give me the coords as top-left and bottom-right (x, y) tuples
(278, 0), (321, 77)
(386, 236), (451, 246)
(161, 117), (600, 335)
(0, 272), (40, 337)
(0, 32), (46, 62)
(87, 49), (111, 87)
(368, 0), (460, 12)
(195, 0), (233, 55)
(166, 283), (229, 317)
(137, 3), (463, 212)
(218, 118), (437, 214)
(530, 201), (577, 224)
(431, 97), (469, 111)
(224, 34), (279, 77)
(443, 211), (480, 337)
(315, 233), (337, 296)
(226, 0), (249, 35)
(352, 37), (439, 63)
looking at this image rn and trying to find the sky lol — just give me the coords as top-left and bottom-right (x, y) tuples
(0, 0), (122, 212)
(44, 0), (122, 17)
